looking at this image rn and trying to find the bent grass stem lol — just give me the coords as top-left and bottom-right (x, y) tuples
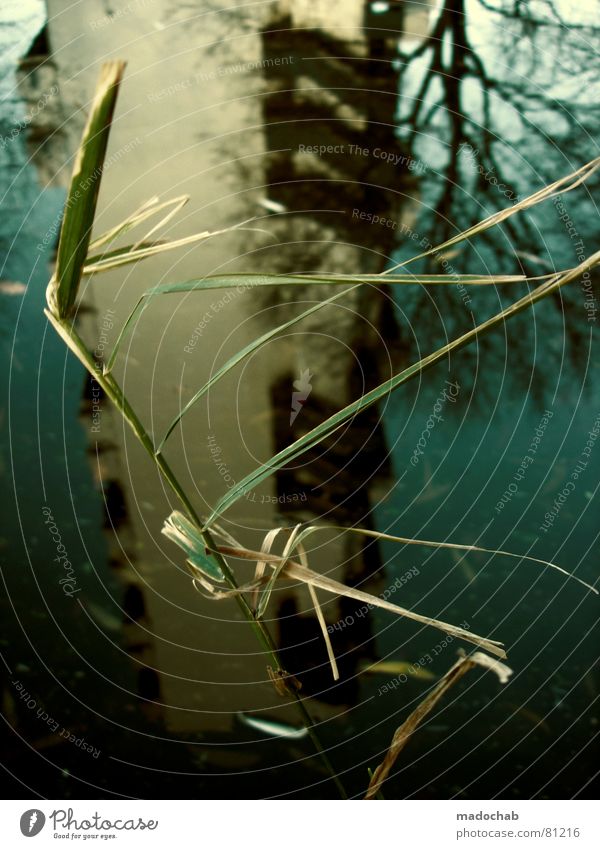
(44, 309), (347, 797)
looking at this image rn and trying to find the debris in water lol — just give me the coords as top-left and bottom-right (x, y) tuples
(82, 601), (122, 633)
(361, 660), (437, 681)
(237, 712), (308, 740)
(257, 197), (286, 214)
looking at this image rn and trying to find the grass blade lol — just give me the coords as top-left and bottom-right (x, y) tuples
(251, 528), (285, 613)
(204, 251), (600, 525)
(387, 155), (600, 271)
(254, 524), (332, 619)
(103, 272), (539, 376)
(308, 583), (340, 682)
(46, 61), (126, 318)
(214, 545), (507, 658)
(298, 540), (340, 682)
(87, 195), (169, 252)
(84, 225), (245, 275)
(364, 651), (513, 799)
(256, 525), (303, 618)
(285, 525), (597, 594)
(84, 241), (164, 268)
(146, 272), (531, 287)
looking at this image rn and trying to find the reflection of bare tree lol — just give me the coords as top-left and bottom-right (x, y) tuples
(398, 0), (600, 228)
(393, 0), (599, 386)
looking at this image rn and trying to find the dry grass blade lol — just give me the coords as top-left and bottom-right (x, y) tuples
(83, 222), (258, 275)
(252, 528), (284, 613)
(87, 194), (185, 252)
(46, 61), (126, 318)
(282, 559), (506, 658)
(291, 525), (597, 594)
(256, 525), (304, 618)
(296, 542), (340, 682)
(388, 155), (600, 270)
(132, 195), (189, 250)
(364, 651), (513, 799)
(214, 545), (506, 658)
(308, 583), (339, 681)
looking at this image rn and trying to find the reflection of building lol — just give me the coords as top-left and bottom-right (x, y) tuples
(262, 1), (415, 278)
(256, 2), (422, 701)
(259, 1), (418, 400)
(363, 1), (405, 58)
(9, 31), (165, 726)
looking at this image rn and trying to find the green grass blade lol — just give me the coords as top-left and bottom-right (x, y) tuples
(148, 272), (531, 287)
(46, 61), (126, 318)
(98, 156), (600, 370)
(204, 251), (600, 525)
(156, 286), (359, 453)
(103, 271), (537, 375)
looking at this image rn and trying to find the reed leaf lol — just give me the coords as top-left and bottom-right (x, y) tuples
(103, 272), (537, 376)
(277, 524), (597, 594)
(387, 155), (600, 271)
(204, 251), (600, 526)
(46, 61), (126, 318)
(364, 650), (513, 799)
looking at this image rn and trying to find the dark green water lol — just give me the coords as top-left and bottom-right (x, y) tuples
(1, 0), (598, 800)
